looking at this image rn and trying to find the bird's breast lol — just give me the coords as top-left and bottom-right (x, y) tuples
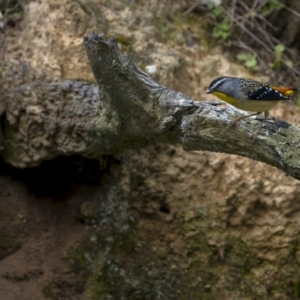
(234, 100), (279, 112)
(212, 92), (239, 106)
(212, 92), (278, 112)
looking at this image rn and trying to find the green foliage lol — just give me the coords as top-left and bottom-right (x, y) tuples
(261, 0), (284, 15)
(0, 0), (25, 23)
(208, 3), (223, 17)
(212, 21), (231, 40)
(237, 44), (293, 71)
(207, 3), (231, 42)
(269, 44), (293, 70)
(237, 53), (258, 72)
(204, 1), (297, 76)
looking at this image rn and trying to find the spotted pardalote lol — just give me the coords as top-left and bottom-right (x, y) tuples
(206, 76), (298, 139)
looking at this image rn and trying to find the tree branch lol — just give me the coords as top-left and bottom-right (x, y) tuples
(2, 33), (300, 180)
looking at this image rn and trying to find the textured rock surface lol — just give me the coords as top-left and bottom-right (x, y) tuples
(1, 0), (300, 299)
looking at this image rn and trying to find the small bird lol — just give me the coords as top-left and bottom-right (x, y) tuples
(206, 76), (298, 140)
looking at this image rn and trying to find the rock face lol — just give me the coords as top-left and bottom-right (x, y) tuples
(1, 1), (300, 299)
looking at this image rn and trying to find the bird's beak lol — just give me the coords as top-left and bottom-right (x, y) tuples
(206, 88), (212, 94)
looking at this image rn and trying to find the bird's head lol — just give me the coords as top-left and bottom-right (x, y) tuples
(206, 76), (234, 94)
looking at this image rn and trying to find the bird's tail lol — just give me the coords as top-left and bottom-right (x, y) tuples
(270, 86), (299, 97)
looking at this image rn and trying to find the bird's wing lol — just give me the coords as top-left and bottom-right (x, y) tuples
(247, 86), (295, 101)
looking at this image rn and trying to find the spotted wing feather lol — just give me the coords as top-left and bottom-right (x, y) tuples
(246, 86), (294, 101)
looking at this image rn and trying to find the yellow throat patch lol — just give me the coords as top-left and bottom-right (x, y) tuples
(212, 91), (239, 106)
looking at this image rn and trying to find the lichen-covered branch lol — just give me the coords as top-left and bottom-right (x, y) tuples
(1, 33), (300, 180)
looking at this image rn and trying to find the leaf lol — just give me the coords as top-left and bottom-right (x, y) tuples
(269, 0), (284, 9)
(212, 27), (221, 38)
(237, 53), (248, 61)
(261, 6), (270, 16)
(245, 57), (257, 68)
(212, 6), (223, 17)
(275, 44), (285, 54)
(284, 60), (293, 68)
(219, 22), (230, 30)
